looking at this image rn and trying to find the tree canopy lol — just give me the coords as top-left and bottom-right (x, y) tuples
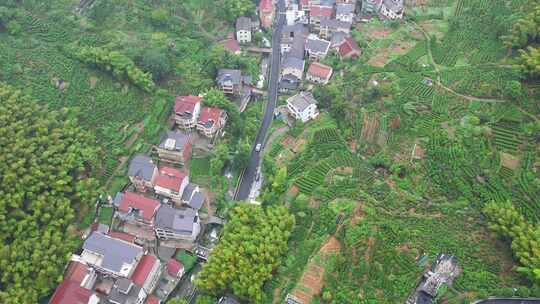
(0, 83), (99, 303)
(195, 204), (295, 303)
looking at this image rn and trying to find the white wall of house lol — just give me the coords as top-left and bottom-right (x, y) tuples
(237, 29), (251, 43)
(155, 219), (200, 242)
(154, 177), (189, 202)
(381, 5), (403, 19)
(337, 13), (354, 23)
(306, 72), (331, 84)
(287, 102), (319, 123)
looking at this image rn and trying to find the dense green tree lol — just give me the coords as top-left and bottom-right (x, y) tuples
(0, 84), (99, 303)
(518, 46), (540, 78)
(220, 0), (255, 22)
(203, 88), (242, 136)
(138, 48), (172, 81)
(503, 4), (540, 49)
(195, 205), (295, 303)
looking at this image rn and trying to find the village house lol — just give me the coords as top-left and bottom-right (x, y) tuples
(130, 255), (162, 296)
(309, 5), (333, 31)
(287, 91), (319, 123)
(220, 33), (241, 55)
(235, 17), (252, 44)
(282, 56), (306, 80)
(154, 205), (201, 242)
(153, 167), (189, 203)
(319, 18), (351, 40)
(106, 278), (147, 304)
(336, 3), (355, 22)
(279, 74), (301, 93)
(127, 155), (158, 192)
(174, 95), (202, 129)
(216, 69), (251, 95)
(286, 3), (308, 25)
(281, 24), (308, 55)
(197, 106), (227, 138)
(259, 0), (274, 28)
(114, 191), (161, 228)
(49, 259), (100, 304)
(181, 183), (205, 210)
(360, 0), (382, 17)
(338, 36), (362, 59)
(80, 232), (144, 278)
(305, 35), (331, 61)
(165, 259), (185, 282)
(156, 130), (192, 165)
(306, 62), (333, 84)
(330, 31), (348, 49)
(380, 0), (404, 19)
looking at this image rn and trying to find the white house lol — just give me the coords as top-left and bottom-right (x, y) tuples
(336, 3), (355, 23)
(380, 0), (404, 20)
(306, 62), (333, 85)
(154, 205), (201, 242)
(282, 56), (306, 80)
(285, 3), (307, 25)
(235, 17), (252, 44)
(287, 91), (319, 123)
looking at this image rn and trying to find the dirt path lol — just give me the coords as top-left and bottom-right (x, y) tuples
(409, 21), (507, 104)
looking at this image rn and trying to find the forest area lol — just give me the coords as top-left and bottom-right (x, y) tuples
(0, 0), (259, 302)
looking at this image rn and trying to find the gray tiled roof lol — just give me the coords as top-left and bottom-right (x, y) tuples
(383, 0), (404, 12)
(189, 192), (205, 210)
(320, 18), (352, 30)
(217, 69), (242, 86)
(181, 183), (198, 202)
(289, 35), (306, 59)
(330, 32), (348, 48)
(281, 23), (308, 40)
(127, 154), (156, 182)
(282, 56), (305, 71)
(306, 37), (330, 54)
(280, 74), (300, 91)
(155, 205), (197, 235)
(158, 130), (190, 151)
(336, 3), (355, 15)
(236, 17), (252, 31)
(107, 279), (142, 304)
(83, 232), (143, 274)
(113, 192), (124, 207)
(288, 92), (318, 112)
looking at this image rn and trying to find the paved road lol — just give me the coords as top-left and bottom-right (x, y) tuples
(235, 0), (286, 200)
(473, 299), (540, 304)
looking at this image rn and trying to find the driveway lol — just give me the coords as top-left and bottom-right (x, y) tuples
(235, 0), (286, 200)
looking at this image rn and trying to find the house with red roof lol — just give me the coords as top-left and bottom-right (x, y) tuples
(145, 295), (161, 304)
(338, 36), (362, 59)
(115, 192), (161, 227)
(306, 62), (333, 84)
(197, 106), (228, 138)
(220, 33), (241, 55)
(166, 259), (185, 279)
(154, 166), (189, 203)
(259, 0), (274, 28)
(49, 260), (100, 304)
(131, 255), (162, 295)
(309, 5), (333, 31)
(174, 95), (202, 129)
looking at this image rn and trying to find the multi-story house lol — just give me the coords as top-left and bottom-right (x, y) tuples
(156, 130), (192, 165)
(174, 95), (202, 129)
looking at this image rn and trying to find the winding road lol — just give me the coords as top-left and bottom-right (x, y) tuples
(235, 0), (286, 201)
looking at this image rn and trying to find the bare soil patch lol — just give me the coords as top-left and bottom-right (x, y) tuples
(500, 152), (520, 170)
(368, 40), (417, 67)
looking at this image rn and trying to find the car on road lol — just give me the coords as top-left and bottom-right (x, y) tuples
(255, 143), (262, 152)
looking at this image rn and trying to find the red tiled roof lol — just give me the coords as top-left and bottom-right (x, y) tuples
(308, 62), (333, 79)
(339, 36), (362, 57)
(174, 96), (201, 114)
(260, 0), (273, 11)
(300, 0), (309, 7)
(63, 261), (89, 285)
(145, 295), (160, 304)
(118, 192), (160, 221)
(132, 255), (158, 286)
(108, 231), (136, 243)
(155, 167), (187, 191)
(310, 5), (333, 18)
(49, 280), (92, 304)
(222, 37), (240, 54)
(167, 259), (184, 277)
(199, 106), (223, 126)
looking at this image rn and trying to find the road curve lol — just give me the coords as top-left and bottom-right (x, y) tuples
(235, 0), (286, 201)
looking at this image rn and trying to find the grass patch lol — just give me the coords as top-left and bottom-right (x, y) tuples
(176, 249), (197, 273)
(97, 206), (114, 225)
(190, 156), (212, 186)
